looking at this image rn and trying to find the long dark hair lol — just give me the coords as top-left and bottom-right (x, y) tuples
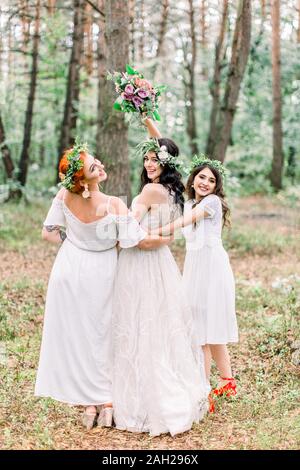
(140, 137), (185, 213)
(186, 164), (231, 227)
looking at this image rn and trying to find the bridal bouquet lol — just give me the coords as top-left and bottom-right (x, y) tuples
(107, 64), (166, 121)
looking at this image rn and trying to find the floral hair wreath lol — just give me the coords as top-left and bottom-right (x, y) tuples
(59, 137), (89, 191)
(188, 154), (227, 179)
(135, 138), (183, 170)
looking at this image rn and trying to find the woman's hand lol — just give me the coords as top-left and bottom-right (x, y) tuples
(140, 114), (162, 138)
(138, 234), (174, 250)
(149, 222), (173, 237)
(141, 112), (149, 125)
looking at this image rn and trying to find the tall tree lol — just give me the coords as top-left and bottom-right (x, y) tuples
(205, 0), (229, 156)
(199, 0), (209, 78)
(297, 0), (300, 43)
(17, 0), (41, 187)
(207, 0), (251, 162)
(156, 0), (169, 58)
(139, 0), (145, 61)
(83, 1), (94, 76)
(270, 0), (284, 190)
(96, 0), (131, 202)
(47, 0), (56, 15)
(57, 0), (84, 172)
(129, 0), (135, 63)
(200, 0), (207, 48)
(7, 18), (13, 79)
(20, 0), (30, 54)
(0, 7), (3, 79)
(96, 0), (106, 157)
(0, 112), (14, 180)
(184, 0), (198, 155)
(152, 0), (169, 78)
(261, 0), (266, 20)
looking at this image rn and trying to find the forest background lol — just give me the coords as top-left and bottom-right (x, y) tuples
(0, 0), (299, 450)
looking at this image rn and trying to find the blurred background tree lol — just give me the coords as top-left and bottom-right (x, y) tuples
(0, 0), (299, 202)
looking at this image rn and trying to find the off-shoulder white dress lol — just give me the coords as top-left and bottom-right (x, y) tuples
(112, 188), (209, 437)
(35, 195), (146, 405)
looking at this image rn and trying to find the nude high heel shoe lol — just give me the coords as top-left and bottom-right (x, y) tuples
(97, 405), (113, 427)
(81, 408), (97, 430)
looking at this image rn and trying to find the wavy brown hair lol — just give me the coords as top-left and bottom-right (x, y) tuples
(186, 164), (231, 228)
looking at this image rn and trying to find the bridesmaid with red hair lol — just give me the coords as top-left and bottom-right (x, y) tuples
(35, 141), (170, 430)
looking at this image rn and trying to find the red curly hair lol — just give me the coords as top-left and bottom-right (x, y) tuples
(59, 148), (88, 194)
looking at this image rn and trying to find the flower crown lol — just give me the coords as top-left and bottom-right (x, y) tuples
(189, 154), (227, 178)
(135, 138), (182, 170)
(59, 138), (88, 191)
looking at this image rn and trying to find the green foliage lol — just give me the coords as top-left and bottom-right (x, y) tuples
(226, 153), (273, 196)
(0, 198), (47, 251)
(0, 1), (299, 202)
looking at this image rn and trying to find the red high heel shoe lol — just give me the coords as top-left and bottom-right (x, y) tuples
(213, 377), (237, 397)
(208, 392), (215, 413)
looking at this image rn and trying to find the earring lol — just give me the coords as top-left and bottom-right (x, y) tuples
(82, 183), (90, 199)
(191, 184), (194, 188)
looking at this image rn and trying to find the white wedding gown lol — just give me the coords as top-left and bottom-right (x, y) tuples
(112, 188), (209, 436)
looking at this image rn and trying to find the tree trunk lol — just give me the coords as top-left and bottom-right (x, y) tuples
(20, 0), (30, 54)
(57, 0), (84, 174)
(270, 0), (283, 190)
(0, 113), (14, 179)
(185, 0), (198, 155)
(200, 0), (207, 47)
(205, 0), (229, 156)
(156, 0), (169, 57)
(83, 2), (94, 76)
(261, 0), (266, 20)
(139, 0), (144, 61)
(17, 0), (41, 187)
(129, 0), (135, 63)
(96, 0), (106, 156)
(8, 20), (13, 79)
(47, 0), (56, 15)
(96, 0), (131, 202)
(0, 7), (2, 79)
(297, 0), (300, 43)
(152, 0), (169, 77)
(211, 0), (251, 162)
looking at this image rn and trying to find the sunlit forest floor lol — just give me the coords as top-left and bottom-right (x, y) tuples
(0, 195), (299, 450)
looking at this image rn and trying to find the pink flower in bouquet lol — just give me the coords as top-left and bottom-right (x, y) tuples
(137, 89), (149, 99)
(134, 77), (153, 91)
(125, 84), (135, 95)
(124, 93), (133, 100)
(132, 96), (143, 108)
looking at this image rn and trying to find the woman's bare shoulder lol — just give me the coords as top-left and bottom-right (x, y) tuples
(140, 183), (168, 202)
(109, 196), (129, 215)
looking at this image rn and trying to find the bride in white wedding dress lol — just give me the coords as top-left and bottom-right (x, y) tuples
(112, 119), (210, 436)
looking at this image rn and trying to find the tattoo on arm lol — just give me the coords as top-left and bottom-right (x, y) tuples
(44, 225), (66, 242)
(59, 230), (66, 242)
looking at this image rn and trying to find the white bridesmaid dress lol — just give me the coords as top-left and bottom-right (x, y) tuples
(182, 194), (238, 346)
(112, 188), (210, 437)
(35, 195), (146, 405)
